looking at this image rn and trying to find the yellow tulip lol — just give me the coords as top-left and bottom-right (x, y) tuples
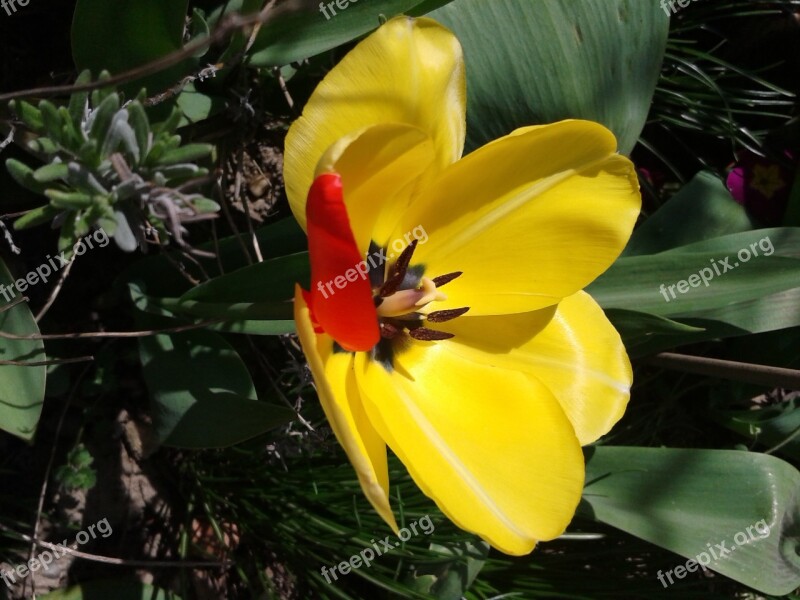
(285, 16), (640, 555)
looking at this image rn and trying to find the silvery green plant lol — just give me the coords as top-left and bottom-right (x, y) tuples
(5, 71), (219, 253)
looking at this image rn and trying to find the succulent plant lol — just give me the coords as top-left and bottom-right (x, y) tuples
(5, 71), (219, 254)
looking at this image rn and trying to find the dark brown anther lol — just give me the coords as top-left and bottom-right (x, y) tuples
(409, 327), (455, 341)
(432, 271), (462, 287)
(380, 322), (401, 339)
(380, 240), (419, 298)
(426, 307), (470, 323)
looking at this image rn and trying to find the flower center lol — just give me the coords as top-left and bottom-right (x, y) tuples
(371, 240), (468, 350)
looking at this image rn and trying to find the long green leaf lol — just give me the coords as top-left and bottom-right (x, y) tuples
(581, 446), (800, 595)
(137, 315), (293, 448)
(429, 0), (669, 155)
(0, 260), (46, 442)
(624, 171), (755, 256)
(71, 0), (191, 94)
(248, 0), (455, 67)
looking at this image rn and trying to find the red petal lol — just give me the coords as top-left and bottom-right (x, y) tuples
(306, 173), (380, 351)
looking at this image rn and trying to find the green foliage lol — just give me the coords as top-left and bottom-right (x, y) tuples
(429, 0), (669, 155)
(71, 0), (193, 96)
(54, 443), (97, 491)
(0, 260), (47, 442)
(582, 447), (800, 595)
(6, 71), (218, 253)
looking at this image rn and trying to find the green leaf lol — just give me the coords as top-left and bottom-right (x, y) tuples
(157, 143), (213, 166)
(87, 93), (120, 144)
(603, 308), (706, 357)
(5, 158), (49, 195)
(589, 228), (800, 317)
(0, 260), (47, 442)
(71, 0), (191, 95)
(67, 70), (92, 125)
(429, 0), (669, 155)
(180, 251), (309, 305)
(176, 82), (226, 125)
(625, 171), (755, 256)
(580, 446), (800, 595)
(9, 100), (44, 131)
(40, 580), (181, 600)
(247, 0), (455, 67)
(137, 316), (294, 448)
(405, 540), (489, 599)
(12, 204), (62, 230)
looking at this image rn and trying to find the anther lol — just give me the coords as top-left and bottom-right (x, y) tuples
(380, 240), (418, 297)
(432, 271), (462, 287)
(426, 307), (470, 323)
(408, 328), (455, 341)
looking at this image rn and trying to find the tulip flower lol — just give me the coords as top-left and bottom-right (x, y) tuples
(285, 16), (641, 555)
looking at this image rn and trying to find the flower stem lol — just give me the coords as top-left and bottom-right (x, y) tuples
(644, 352), (800, 389)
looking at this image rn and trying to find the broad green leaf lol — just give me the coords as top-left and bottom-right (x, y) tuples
(122, 217), (307, 299)
(590, 228), (800, 317)
(176, 82), (226, 125)
(40, 580), (181, 600)
(581, 446), (800, 595)
(128, 283), (295, 336)
(0, 260), (47, 441)
(247, 0), (455, 67)
(137, 316), (293, 448)
(71, 0), (191, 95)
(180, 252), (309, 304)
(603, 308), (705, 358)
(429, 0), (669, 155)
(625, 171), (755, 256)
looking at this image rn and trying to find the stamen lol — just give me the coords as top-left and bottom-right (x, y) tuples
(409, 328), (455, 341)
(432, 271), (462, 287)
(380, 240), (418, 297)
(380, 322), (401, 339)
(426, 307), (470, 323)
(377, 277), (446, 318)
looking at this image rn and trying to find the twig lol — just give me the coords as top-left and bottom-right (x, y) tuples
(0, 0), (279, 104)
(0, 356), (93, 367)
(0, 295), (28, 313)
(644, 352), (800, 390)
(0, 126), (14, 151)
(216, 173), (252, 265)
(0, 319), (221, 341)
(35, 242), (78, 322)
(25, 362), (92, 600)
(0, 523), (230, 569)
(234, 146), (264, 262)
(0, 219), (21, 255)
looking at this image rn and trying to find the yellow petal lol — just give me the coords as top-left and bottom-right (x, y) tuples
(285, 16), (466, 229)
(294, 286), (398, 532)
(315, 123), (436, 253)
(353, 346), (584, 555)
(432, 291), (632, 445)
(395, 120), (641, 315)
